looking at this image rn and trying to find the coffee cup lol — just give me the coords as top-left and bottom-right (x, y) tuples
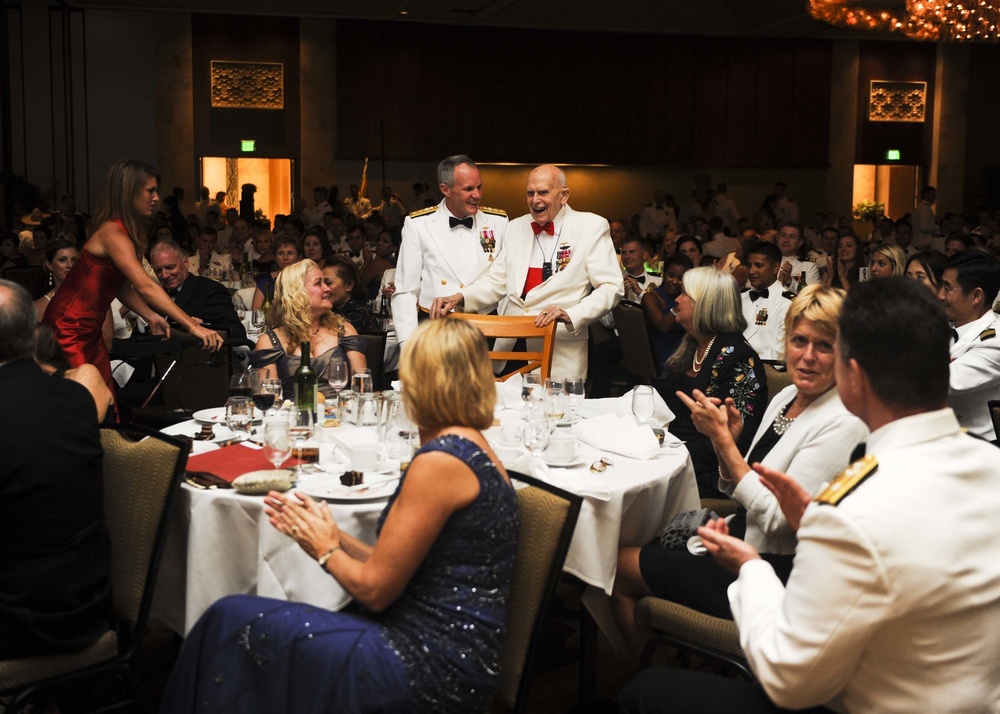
(349, 443), (381, 471)
(546, 434), (578, 463)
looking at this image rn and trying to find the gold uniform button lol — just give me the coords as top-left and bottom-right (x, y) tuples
(441, 279), (447, 285)
(460, 283), (464, 288)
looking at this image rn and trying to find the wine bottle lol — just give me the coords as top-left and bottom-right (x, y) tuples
(261, 287), (274, 328)
(240, 250), (252, 282)
(294, 341), (318, 422)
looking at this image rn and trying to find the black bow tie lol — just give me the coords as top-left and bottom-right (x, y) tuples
(167, 288), (180, 298)
(628, 274), (646, 284)
(449, 216), (473, 230)
(349, 251), (361, 258)
(951, 328), (959, 342)
(749, 288), (769, 301)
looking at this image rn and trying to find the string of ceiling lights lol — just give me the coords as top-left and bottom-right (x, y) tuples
(808, 0), (1000, 40)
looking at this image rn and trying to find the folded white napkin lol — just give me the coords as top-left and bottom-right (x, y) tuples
(574, 413), (662, 460)
(495, 372), (525, 410)
(579, 388), (675, 426)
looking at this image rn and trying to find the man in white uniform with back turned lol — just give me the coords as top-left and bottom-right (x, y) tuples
(619, 276), (1000, 714)
(431, 164), (623, 378)
(392, 155), (507, 345)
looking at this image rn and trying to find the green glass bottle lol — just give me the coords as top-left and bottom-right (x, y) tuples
(294, 341), (318, 422)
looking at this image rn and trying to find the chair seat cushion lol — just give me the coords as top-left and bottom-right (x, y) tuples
(634, 597), (743, 656)
(0, 630), (117, 691)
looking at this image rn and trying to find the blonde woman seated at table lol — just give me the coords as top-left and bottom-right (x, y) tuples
(612, 286), (867, 656)
(250, 259), (367, 400)
(161, 318), (519, 713)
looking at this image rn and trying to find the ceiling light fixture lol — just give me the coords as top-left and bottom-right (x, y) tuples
(808, 0), (1000, 40)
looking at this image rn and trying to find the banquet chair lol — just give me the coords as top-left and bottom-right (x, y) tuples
(447, 313), (556, 382)
(0, 426), (189, 713)
(633, 596), (756, 682)
(612, 300), (661, 383)
(492, 472), (582, 713)
(357, 329), (387, 390)
(762, 360), (791, 407)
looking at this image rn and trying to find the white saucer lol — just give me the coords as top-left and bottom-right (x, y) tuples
(297, 473), (399, 502)
(541, 452), (585, 468)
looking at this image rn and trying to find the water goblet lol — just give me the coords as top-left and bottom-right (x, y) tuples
(523, 416), (550, 462)
(327, 358), (349, 415)
(225, 396), (254, 441)
(251, 309), (266, 332)
(521, 373), (543, 411)
(564, 376), (585, 422)
(262, 420), (291, 470)
(631, 385), (656, 426)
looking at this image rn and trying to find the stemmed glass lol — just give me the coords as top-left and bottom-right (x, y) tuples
(523, 416), (550, 463)
(632, 385), (656, 426)
(254, 377), (282, 416)
(351, 368), (373, 394)
(251, 309), (266, 333)
(263, 420), (291, 470)
(233, 293), (247, 323)
(327, 358), (349, 416)
(521, 373), (543, 411)
(225, 396), (254, 441)
(564, 376), (585, 423)
(543, 379), (566, 428)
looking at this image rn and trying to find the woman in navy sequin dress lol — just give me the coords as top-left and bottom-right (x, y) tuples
(162, 318), (519, 713)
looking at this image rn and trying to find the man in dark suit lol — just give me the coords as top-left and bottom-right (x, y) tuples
(0, 279), (110, 657)
(149, 239), (246, 339)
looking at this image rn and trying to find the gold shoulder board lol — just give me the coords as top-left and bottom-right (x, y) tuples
(979, 328), (996, 341)
(408, 206), (438, 219)
(814, 454), (878, 506)
(478, 205), (507, 217)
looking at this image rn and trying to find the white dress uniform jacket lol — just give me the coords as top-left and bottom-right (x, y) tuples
(948, 310), (1000, 439)
(780, 257), (820, 290)
(730, 408), (1000, 713)
(623, 270), (662, 304)
(392, 200), (508, 343)
(740, 285), (790, 361)
(461, 206), (624, 378)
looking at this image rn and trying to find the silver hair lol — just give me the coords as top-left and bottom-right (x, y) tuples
(0, 279), (37, 361)
(437, 155), (477, 188)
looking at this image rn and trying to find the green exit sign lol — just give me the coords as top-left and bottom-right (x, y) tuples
(241, 139), (256, 152)
(885, 149), (901, 161)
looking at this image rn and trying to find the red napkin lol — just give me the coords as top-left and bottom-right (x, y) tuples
(186, 444), (292, 483)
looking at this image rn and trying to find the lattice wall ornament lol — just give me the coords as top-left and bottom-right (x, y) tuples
(210, 61), (284, 109)
(868, 81), (927, 122)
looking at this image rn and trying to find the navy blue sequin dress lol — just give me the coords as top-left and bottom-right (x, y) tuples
(161, 434), (519, 713)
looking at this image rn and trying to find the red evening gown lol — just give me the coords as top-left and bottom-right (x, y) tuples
(42, 226), (127, 395)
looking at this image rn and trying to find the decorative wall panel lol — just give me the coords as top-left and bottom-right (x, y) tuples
(869, 80), (927, 122)
(210, 61), (284, 109)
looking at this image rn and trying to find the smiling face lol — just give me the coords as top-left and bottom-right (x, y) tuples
(785, 318), (837, 398)
(662, 263), (687, 296)
(135, 176), (159, 218)
(375, 231), (395, 259)
(776, 226), (802, 257)
(938, 267), (982, 326)
(322, 265), (353, 308)
(150, 247), (189, 292)
(442, 163), (482, 219)
(46, 246), (79, 287)
(677, 239), (702, 264)
(837, 236), (858, 262)
(525, 166), (568, 226)
(305, 266), (333, 314)
(869, 251), (895, 278)
(674, 289), (695, 331)
(620, 241), (645, 274)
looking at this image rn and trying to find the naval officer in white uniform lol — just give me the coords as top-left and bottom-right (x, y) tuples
(741, 241), (791, 361)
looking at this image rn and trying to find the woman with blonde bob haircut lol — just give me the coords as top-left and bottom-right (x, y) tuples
(163, 317), (519, 713)
(656, 267), (767, 498)
(614, 285), (867, 655)
(251, 259), (366, 399)
(401, 318), (496, 431)
(868, 241), (906, 279)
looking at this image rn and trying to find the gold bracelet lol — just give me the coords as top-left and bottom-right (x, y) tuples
(317, 545), (342, 570)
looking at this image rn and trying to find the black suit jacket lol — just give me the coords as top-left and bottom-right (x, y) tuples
(172, 273), (247, 339)
(0, 359), (111, 657)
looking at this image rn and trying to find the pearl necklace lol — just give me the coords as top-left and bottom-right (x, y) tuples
(692, 335), (717, 373)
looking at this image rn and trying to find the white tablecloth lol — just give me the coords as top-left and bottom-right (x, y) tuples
(151, 402), (698, 635)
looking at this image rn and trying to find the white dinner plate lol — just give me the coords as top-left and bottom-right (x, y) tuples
(297, 473), (399, 502)
(541, 453), (586, 468)
(193, 406), (263, 424)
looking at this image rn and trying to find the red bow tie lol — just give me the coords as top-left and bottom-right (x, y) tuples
(531, 221), (554, 236)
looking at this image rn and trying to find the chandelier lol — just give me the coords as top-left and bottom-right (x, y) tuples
(808, 0), (1000, 40)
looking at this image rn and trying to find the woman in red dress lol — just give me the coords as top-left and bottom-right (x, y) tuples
(43, 160), (223, 399)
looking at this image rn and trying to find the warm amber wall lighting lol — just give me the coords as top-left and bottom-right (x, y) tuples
(809, 0), (1000, 41)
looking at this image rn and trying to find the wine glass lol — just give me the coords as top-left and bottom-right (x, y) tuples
(253, 374), (281, 415)
(263, 420), (291, 470)
(543, 382), (566, 427)
(521, 373), (543, 411)
(225, 396), (254, 441)
(523, 416), (550, 462)
(232, 293), (247, 323)
(631, 385), (656, 426)
(251, 309), (266, 332)
(564, 376), (585, 423)
(229, 370), (255, 398)
(327, 358), (349, 415)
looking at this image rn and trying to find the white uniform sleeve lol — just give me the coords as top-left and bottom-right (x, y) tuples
(391, 217), (423, 343)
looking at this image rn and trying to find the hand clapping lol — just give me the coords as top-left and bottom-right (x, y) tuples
(264, 490), (341, 561)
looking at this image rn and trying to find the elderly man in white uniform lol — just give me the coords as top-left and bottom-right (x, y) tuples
(392, 155), (508, 345)
(939, 249), (1000, 440)
(619, 276), (1000, 714)
(432, 164), (623, 378)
